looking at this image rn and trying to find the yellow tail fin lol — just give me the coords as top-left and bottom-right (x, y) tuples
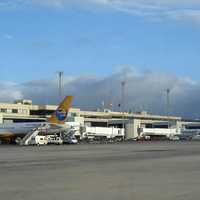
(48, 96), (73, 124)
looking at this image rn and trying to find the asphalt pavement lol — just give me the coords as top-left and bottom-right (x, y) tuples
(0, 142), (200, 200)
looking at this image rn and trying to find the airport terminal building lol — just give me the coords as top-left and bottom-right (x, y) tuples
(0, 99), (199, 139)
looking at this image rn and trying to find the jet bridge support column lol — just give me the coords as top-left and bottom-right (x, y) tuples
(126, 119), (141, 139)
(0, 114), (3, 124)
(175, 120), (182, 135)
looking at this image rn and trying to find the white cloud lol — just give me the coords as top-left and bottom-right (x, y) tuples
(0, 0), (26, 9)
(167, 9), (200, 24)
(1, 68), (200, 118)
(3, 34), (13, 40)
(0, 82), (23, 102)
(1, 0), (200, 23)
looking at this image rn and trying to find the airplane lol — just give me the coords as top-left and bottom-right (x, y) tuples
(0, 96), (73, 143)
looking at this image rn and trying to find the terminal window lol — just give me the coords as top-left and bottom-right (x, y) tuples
(68, 112), (77, 117)
(0, 108), (7, 113)
(12, 109), (18, 114)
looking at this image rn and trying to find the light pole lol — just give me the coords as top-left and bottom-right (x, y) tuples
(166, 88), (170, 129)
(121, 81), (126, 137)
(58, 71), (64, 100)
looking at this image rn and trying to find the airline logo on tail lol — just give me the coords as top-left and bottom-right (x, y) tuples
(55, 109), (67, 121)
(48, 96), (73, 125)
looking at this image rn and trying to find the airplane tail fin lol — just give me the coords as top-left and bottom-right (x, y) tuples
(48, 96), (73, 125)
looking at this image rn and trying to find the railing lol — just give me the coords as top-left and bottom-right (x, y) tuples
(20, 128), (40, 146)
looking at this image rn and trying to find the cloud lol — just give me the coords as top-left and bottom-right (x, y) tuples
(167, 9), (200, 24)
(1, 0), (200, 23)
(0, 0), (27, 9)
(0, 82), (23, 102)
(3, 34), (13, 40)
(1, 68), (200, 119)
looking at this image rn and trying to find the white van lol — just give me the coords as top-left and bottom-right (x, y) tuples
(35, 136), (48, 145)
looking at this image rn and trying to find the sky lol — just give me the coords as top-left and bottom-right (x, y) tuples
(1, 0), (200, 118)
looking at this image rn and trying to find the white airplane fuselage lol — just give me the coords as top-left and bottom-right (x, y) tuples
(0, 122), (65, 139)
(0, 122), (46, 138)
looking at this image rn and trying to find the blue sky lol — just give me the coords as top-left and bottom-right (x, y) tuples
(2, 1), (200, 118)
(1, 0), (200, 82)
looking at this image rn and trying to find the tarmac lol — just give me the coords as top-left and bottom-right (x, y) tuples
(0, 142), (200, 200)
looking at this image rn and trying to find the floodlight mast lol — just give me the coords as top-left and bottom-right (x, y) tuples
(121, 81), (126, 136)
(58, 71), (64, 100)
(166, 88), (170, 129)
